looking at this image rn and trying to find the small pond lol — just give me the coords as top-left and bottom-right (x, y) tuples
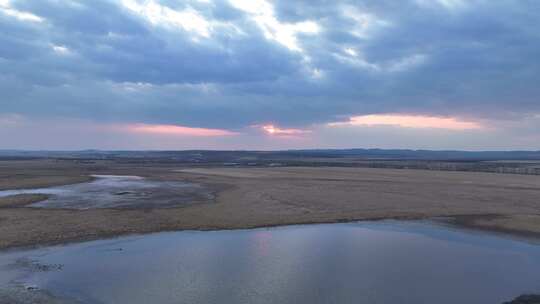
(0, 175), (212, 209)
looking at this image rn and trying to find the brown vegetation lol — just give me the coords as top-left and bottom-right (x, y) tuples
(1, 160), (540, 249)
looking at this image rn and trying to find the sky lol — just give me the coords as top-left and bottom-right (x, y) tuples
(1, 0), (539, 150)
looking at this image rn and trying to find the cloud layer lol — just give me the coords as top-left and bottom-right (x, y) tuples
(1, 0), (539, 149)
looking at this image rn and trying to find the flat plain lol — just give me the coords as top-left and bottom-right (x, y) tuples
(1, 159), (540, 249)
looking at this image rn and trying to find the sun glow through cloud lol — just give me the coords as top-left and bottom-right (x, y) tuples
(120, 0), (239, 38)
(229, 0), (319, 52)
(0, 0), (43, 22)
(128, 123), (238, 137)
(51, 44), (71, 55)
(261, 124), (310, 136)
(329, 114), (484, 130)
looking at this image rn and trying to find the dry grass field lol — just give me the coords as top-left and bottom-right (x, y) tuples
(1, 159), (540, 249)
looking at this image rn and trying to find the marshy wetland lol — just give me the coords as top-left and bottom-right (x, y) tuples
(0, 174), (213, 209)
(1, 159), (540, 303)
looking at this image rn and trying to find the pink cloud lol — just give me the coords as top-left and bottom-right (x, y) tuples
(127, 123), (238, 137)
(328, 114), (484, 130)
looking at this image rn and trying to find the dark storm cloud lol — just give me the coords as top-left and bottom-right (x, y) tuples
(1, 0), (539, 129)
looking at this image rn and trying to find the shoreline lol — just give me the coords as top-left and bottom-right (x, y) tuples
(1, 213), (539, 252)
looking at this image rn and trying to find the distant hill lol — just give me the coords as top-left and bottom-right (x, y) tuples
(280, 149), (540, 160)
(1, 148), (540, 161)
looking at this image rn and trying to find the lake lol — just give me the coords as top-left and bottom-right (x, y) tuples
(1, 221), (539, 304)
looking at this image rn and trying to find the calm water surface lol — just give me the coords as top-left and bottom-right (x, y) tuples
(1, 221), (539, 304)
(0, 175), (212, 209)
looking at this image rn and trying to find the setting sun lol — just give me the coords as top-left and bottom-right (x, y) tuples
(261, 124), (309, 136)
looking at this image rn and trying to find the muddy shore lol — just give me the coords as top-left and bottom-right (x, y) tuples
(1, 159), (540, 249)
